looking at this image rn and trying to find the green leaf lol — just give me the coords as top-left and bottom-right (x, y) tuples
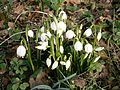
(12, 83), (19, 90)
(20, 82), (29, 90)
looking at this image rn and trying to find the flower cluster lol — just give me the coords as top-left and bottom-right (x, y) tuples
(16, 10), (104, 72)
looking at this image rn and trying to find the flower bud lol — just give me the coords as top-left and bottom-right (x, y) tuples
(28, 30), (34, 38)
(65, 59), (71, 70)
(51, 61), (58, 70)
(60, 46), (64, 54)
(84, 28), (92, 37)
(97, 31), (102, 41)
(46, 58), (51, 67)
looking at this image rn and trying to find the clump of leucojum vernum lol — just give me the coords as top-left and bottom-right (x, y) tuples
(16, 10), (104, 72)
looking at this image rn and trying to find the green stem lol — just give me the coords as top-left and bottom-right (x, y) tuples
(28, 43), (35, 71)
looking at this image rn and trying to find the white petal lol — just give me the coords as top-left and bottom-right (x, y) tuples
(36, 41), (48, 51)
(46, 58), (51, 67)
(65, 59), (71, 70)
(41, 33), (47, 41)
(46, 31), (52, 38)
(85, 43), (93, 53)
(95, 47), (104, 51)
(84, 53), (89, 59)
(41, 26), (45, 32)
(60, 46), (64, 54)
(80, 24), (83, 30)
(51, 61), (58, 70)
(51, 22), (57, 31)
(97, 32), (102, 41)
(60, 61), (66, 65)
(66, 30), (76, 39)
(74, 41), (83, 51)
(28, 30), (34, 38)
(84, 28), (92, 37)
(17, 45), (26, 58)
(94, 56), (100, 62)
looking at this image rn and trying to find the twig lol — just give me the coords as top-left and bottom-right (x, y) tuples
(0, 31), (25, 46)
(15, 11), (48, 24)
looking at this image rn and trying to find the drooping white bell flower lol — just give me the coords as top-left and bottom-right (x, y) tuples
(65, 59), (71, 70)
(46, 58), (51, 67)
(58, 21), (66, 32)
(40, 33), (47, 42)
(51, 61), (58, 70)
(94, 56), (100, 62)
(17, 45), (26, 58)
(60, 46), (64, 54)
(97, 31), (102, 41)
(95, 47), (104, 51)
(74, 41), (83, 51)
(85, 43), (93, 53)
(51, 21), (57, 31)
(36, 41), (48, 51)
(66, 30), (76, 39)
(59, 11), (67, 20)
(28, 30), (34, 38)
(60, 61), (66, 65)
(84, 28), (92, 37)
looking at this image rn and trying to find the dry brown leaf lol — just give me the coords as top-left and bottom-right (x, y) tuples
(64, 0), (80, 4)
(0, 20), (4, 28)
(8, 22), (15, 29)
(14, 4), (24, 14)
(0, 30), (9, 39)
(29, 77), (36, 88)
(73, 77), (86, 88)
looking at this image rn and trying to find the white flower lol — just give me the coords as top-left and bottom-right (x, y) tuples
(85, 43), (93, 53)
(46, 58), (51, 67)
(84, 28), (92, 37)
(36, 41), (48, 51)
(59, 11), (67, 20)
(94, 56), (100, 62)
(28, 30), (34, 38)
(97, 31), (102, 41)
(57, 21), (66, 36)
(65, 59), (71, 70)
(60, 46), (64, 54)
(51, 61), (58, 70)
(58, 21), (66, 32)
(66, 30), (76, 39)
(40, 33), (47, 41)
(46, 31), (52, 38)
(41, 26), (45, 32)
(74, 41), (83, 51)
(95, 47), (104, 51)
(60, 61), (66, 65)
(17, 45), (26, 58)
(51, 21), (57, 31)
